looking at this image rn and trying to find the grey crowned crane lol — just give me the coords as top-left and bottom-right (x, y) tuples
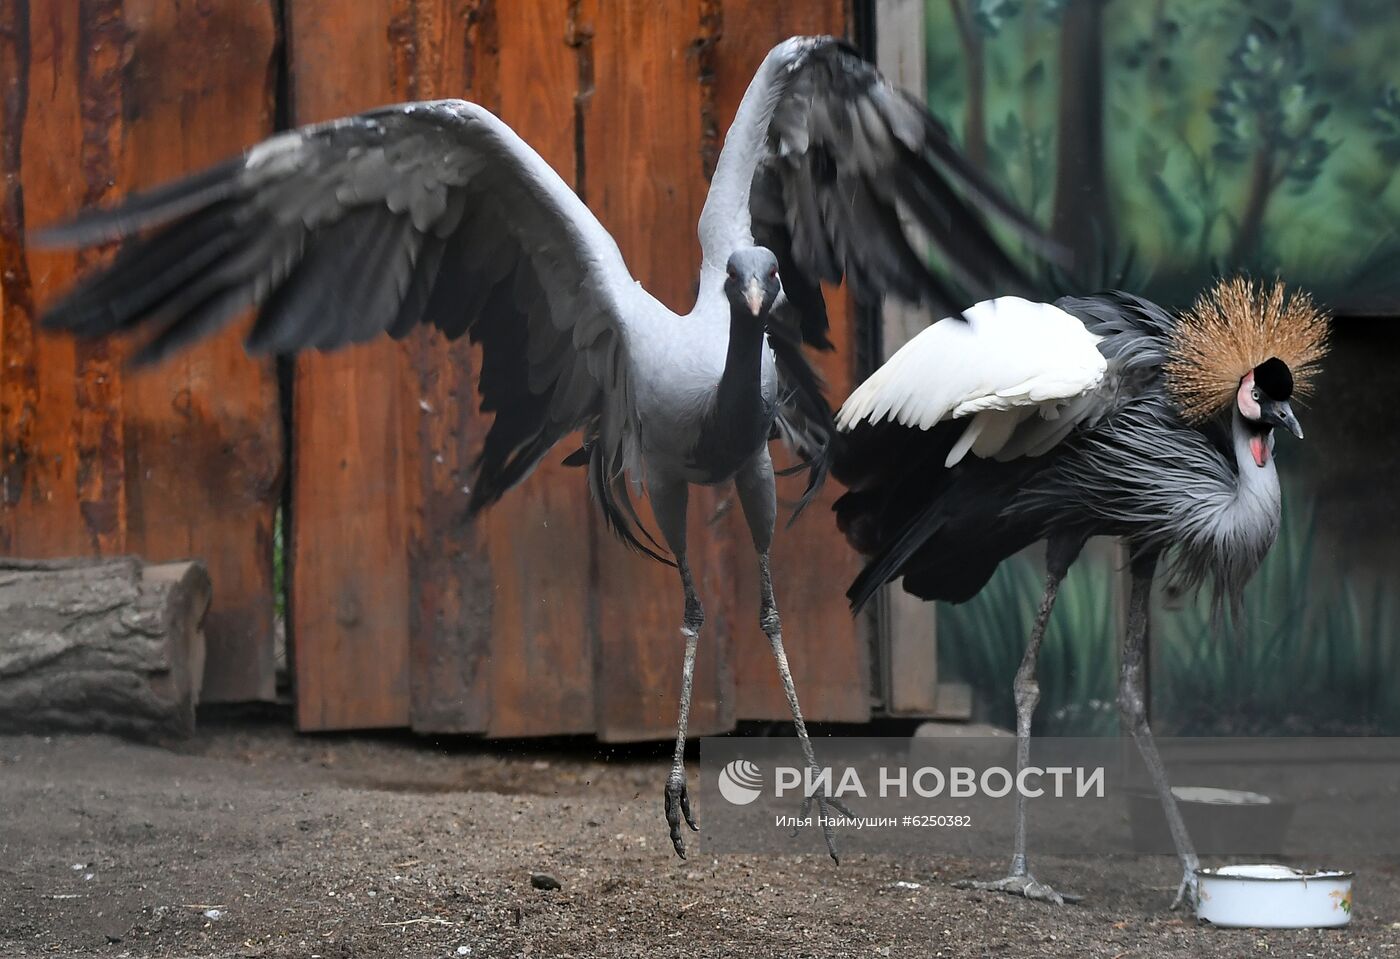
(33, 37), (1041, 861)
(832, 278), (1328, 905)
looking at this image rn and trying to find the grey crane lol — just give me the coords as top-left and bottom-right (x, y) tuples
(33, 36), (1042, 861)
(830, 279), (1328, 904)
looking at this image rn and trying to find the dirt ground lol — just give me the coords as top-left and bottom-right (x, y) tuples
(2, 720), (1397, 958)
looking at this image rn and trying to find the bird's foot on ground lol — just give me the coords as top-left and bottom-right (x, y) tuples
(794, 780), (857, 864)
(1170, 868), (1199, 911)
(664, 773), (699, 859)
(955, 873), (1082, 905)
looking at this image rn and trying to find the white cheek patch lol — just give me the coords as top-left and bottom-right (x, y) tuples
(1236, 374), (1261, 420)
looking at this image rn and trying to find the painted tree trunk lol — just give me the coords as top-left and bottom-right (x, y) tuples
(1229, 146), (1277, 266)
(949, 0), (987, 170)
(1050, 0), (1113, 274)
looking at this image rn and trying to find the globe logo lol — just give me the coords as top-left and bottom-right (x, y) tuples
(717, 759), (764, 805)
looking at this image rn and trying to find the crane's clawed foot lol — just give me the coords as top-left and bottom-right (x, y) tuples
(793, 779), (857, 864)
(1170, 868), (1199, 911)
(665, 773), (699, 859)
(955, 874), (1082, 905)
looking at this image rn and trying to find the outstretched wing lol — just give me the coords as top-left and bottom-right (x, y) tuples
(836, 297), (1108, 466)
(36, 100), (643, 523)
(701, 36), (1052, 349)
(697, 37), (1054, 509)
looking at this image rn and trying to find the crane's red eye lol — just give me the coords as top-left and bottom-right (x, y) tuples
(769, 267), (779, 280)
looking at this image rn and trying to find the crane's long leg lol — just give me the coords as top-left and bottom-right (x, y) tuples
(736, 452), (852, 863)
(959, 537), (1083, 905)
(649, 478), (703, 859)
(1120, 548), (1200, 909)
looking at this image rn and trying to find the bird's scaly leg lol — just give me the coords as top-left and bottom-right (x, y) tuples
(958, 563), (1080, 905)
(1120, 549), (1200, 909)
(647, 477), (703, 859)
(664, 558), (704, 859)
(758, 552), (853, 863)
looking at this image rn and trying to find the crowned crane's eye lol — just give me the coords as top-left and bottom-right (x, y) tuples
(1251, 388), (1260, 402)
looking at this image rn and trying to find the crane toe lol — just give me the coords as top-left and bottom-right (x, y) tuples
(665, 775), (700, 859)
(955, 873), (1083, 905)
(790, 771), (855, 865)
(1170, 869), (1200, 911)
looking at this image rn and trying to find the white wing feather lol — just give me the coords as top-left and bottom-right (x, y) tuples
(836, 297), (1107, 466)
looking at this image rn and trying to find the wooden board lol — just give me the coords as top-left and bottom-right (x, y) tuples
(581, 0), (738, 742)
(873, 0), (943, 715)
(388, 1), (499, 736)
(2, 0), (282, 703)
(285, 2), (416, 730)
(480, 3), (598, 738)
(286, 1), (601, 735)
(712, 3), (871, 725)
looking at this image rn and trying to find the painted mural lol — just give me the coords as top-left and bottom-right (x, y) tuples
(929, 0), (1400, 311)
(927, 0), (1400, 734)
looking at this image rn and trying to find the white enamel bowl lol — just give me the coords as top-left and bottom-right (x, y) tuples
(1196, 864), (1354, 928)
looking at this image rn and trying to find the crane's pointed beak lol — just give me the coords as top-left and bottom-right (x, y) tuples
(1261, 400), (1304, 440)
(744, 278), (764, 317)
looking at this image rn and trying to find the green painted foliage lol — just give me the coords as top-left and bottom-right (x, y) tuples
(936, 503), (1400, 736)
(926, 0), (1400, 311)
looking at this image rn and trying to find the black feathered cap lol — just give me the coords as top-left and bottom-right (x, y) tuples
(1253, 356), (1294, 401)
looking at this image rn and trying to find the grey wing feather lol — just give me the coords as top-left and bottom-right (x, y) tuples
(765, 300), (835, 520)
(706, 37), (1055, 352)
(35, 100), (644, 520)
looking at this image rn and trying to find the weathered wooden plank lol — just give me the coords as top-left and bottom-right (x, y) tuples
(3, 0), (281, 703)
(709, 2), (871, 724)
(2, 0), (85, 560)
(582, 0), (737, 742)
(286, 2), (414, 730)
(479, 1), (598, 738)
(384, 0), (498, 735)
(873, 0), (943, 716)
(118, 0), (283, 704)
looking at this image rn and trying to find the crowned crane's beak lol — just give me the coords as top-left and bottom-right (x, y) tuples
(1261, 399), (1304, 440)
(744, 277), (764, 317)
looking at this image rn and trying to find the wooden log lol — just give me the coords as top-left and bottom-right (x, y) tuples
(0, 558), (210, 740)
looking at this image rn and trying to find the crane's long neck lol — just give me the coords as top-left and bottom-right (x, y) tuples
(695, 70), (777, 263)
(687, 307), (771, 480)
(694, 40), (801, 292)
(715, 309), (767, 423)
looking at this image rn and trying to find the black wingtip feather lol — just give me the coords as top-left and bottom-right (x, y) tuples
(587, 446), (676, 568)
(30, 156), (245, 249)
(765, 321), (835, 525)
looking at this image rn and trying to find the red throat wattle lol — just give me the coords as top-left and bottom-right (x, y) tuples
(1249, 434), (1269, 467)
